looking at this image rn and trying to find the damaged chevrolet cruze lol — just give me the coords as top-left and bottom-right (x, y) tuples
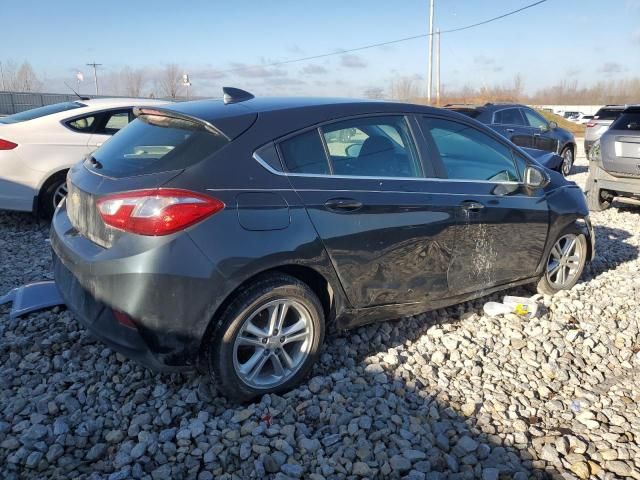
(51, 88), (595, 401)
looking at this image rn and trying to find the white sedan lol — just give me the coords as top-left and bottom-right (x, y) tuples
(0, 97), (169, 217)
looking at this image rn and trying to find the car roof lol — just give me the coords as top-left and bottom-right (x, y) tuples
(157, 96), (440, 123)
(149, 95), (448, 139)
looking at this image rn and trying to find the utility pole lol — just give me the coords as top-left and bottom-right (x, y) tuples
(427, 0), (435, 104)
(436, 28), (441, 105)
(86, 62), (102, 95)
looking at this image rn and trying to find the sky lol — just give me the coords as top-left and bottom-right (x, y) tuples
(3, 0), (640, 98)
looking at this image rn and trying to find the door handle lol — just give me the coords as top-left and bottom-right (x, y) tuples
(325, 198), (363, 212)
(534, 133), (541, 137)
(460, 200), (485, 212)
(506, 128), (515, 133)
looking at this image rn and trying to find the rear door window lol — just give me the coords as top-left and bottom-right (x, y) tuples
(493, 108), (525, 126)
(279, 130), (330, 174)
(421, 117), (520, 182)
(321, 116), (422, 178)
(88, 115), (229, 178)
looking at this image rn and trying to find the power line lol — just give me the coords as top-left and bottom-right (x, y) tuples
(217, 0), (547, 75)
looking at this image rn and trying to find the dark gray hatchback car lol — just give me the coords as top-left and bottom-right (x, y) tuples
(52, 90), (594, 401)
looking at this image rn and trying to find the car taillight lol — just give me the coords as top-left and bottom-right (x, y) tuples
(586, 122), (596, 128)
(97, 188), (224, 236)
(0, 138), (17, 150)
(113, 309), (138, 330)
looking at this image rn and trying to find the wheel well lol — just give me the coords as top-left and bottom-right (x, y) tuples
(39, 169), (68, 197)
(562, 143), (575, 155)
(197, 265), (335, 368)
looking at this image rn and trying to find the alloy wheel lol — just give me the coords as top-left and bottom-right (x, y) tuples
(232, 299), (313, 389)
(561, 148), (574, 176)
(52, 182), (68, 210)
(546, 234), (583, 289)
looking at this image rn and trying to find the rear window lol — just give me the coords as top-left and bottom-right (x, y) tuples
(594, 108), (623, 120)
(0, 101), (85, 124)
(87, 114), (229, 178)
(611, 112), (640, 131)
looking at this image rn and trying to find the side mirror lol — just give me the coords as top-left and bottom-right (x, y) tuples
(548, 121), (558, 130)
(524, 165), (549, 189)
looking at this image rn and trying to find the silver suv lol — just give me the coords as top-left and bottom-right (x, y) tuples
(586, 106), (640, 211)
(584, 105), (626, 156)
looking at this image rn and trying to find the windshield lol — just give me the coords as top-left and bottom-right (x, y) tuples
(0, 101), (85, 124)
(87, 115), (229, 178)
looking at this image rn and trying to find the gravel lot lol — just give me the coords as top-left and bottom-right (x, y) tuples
(1, 142), (640, 480)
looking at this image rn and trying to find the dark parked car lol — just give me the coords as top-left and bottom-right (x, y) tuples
(52, 90), (595, 401)
(585, 105), (640, 211)
(445, 103), (576, 176)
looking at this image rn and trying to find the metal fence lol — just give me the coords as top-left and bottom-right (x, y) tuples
(0, 91), (88, 115)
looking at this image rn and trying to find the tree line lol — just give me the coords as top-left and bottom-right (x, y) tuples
(1, 61), (190, 99)
(372, 74), (640, 106)
(3, 60), (639, 105)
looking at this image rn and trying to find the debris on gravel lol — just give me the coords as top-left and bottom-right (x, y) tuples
(1, 150), (640, 478)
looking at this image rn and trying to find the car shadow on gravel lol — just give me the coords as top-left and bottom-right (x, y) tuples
(581, 225), (638, 282)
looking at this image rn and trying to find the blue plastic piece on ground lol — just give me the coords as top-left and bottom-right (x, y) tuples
(0, 281), (64, 319)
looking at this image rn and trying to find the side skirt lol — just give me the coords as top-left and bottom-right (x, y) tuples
(335, 275), (539, 330)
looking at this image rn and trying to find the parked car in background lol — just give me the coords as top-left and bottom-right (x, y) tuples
(52, 90), (594, 401)
(585, 105), (640, 211)
(445, 103), (576, 176)
(584, 105), (626, 156)
(0, 97), (169, 217)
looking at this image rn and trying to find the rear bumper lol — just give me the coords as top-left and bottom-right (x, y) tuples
(591, 165), (640, 196)
(50, 203), (225, 370)
(53, 256), (182, 372)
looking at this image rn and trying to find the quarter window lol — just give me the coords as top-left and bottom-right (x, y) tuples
(493, 108), (525, 126)
(422, 117), (520, 182)
(321, 116), (421, 178)
(66, 115), (97, 133)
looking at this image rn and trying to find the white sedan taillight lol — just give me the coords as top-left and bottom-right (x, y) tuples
(97, 188), (224, 236)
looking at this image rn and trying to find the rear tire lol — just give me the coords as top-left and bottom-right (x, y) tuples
(38, 171), (68, 219)
(537, 225), (587, 295)
(585, 169), (610, 212)
(205, 274), (325, 402)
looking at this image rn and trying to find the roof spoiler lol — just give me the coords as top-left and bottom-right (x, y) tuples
(223, 87), (254, 105)
(132, 107), (229, 140)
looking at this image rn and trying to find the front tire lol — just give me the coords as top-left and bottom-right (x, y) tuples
(537, 226), (587, 295)
(560, 146), (574, 176)
(206, 274), (325, 402)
